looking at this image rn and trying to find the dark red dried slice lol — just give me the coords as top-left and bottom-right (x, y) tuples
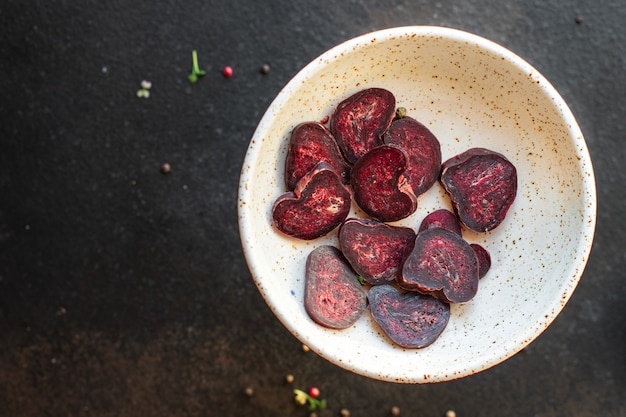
(470, 243), (491, 279)
(351, 144), (418, 222)
(330, 88), (396, 164)
(383, 116), (441, 196)
(368, 285), (450, 348)
(399, 228), (479, 303)
(418, 208), (462, 236)
(338, 218), (415, 285)
(272, 162), (351, 240)
(304, 245), (367, 329)
(440, 148), (517, 232)
(285, 122), (351, 190)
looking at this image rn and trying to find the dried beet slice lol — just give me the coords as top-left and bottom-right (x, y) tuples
(399, 227), (479, 303)
(368, 285), (450, 349)
(304, 245), (367, 329)
(383, 116), (442, 196)
(330, 88), (396, 164)
(470, 243), (491, 279)
(338, 218), (416, 285)
(285, 122), (351, 190)
(440, 148), (517, 232)
(418, 208), (462, 236)
(351, 144), (418, 222)
(272, 162), (351, 240)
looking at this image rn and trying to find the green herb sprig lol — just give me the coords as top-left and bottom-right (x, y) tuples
(293, 389), (327, 411)
(188, 50), (206, 83)
(136, 80), (152, 98)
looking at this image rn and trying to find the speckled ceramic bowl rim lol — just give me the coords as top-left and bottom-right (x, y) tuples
(238, 26), (597, 383)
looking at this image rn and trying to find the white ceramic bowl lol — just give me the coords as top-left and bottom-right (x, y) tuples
(238, 26), (596, 383)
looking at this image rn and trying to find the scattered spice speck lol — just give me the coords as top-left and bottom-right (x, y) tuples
(244, 387), (254, 397)
(340, 408), (350, 417)
(391, 405), (400, 416)
(575, 15), (584, 24)
(308, 387), (320, 398)
(161, 163), (171, 175)
(260, 64), (270, 74)
(223, 66), (233, 78)
(285, 374), (294, 384)
(302, 344), (310, 352)
(446, 410), (457, 417)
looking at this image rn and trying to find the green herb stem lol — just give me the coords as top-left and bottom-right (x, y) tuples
(192, 50), (200, 73)
(188, 50), (206, 83)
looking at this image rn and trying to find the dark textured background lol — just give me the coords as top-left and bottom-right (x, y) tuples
(1, 1), (624, 416)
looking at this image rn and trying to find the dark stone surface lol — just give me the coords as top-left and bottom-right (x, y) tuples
(1, 0), (624, 416)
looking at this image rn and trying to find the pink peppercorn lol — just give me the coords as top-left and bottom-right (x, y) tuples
(222, 66), (233, 78)
(308, 387), (320, 398)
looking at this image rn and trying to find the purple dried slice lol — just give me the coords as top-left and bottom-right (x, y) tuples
(399, 227), (479, 303)
(418, 208), (462, 236)
(383, 116), (442, 196)
(368, 285), (450, 349)
(440, 148), (517, 232)
(470, 243), (491, 279)
(351, 144), (418, 222)
(338, 218), (416, 285)
(304, 245), (367, 329)
(330, 88), (396, 164)
(285, 122), (351, 190)
(272, 162), (351, 240)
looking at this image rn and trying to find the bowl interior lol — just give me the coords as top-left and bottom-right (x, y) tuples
(238, 26), (596, 383)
